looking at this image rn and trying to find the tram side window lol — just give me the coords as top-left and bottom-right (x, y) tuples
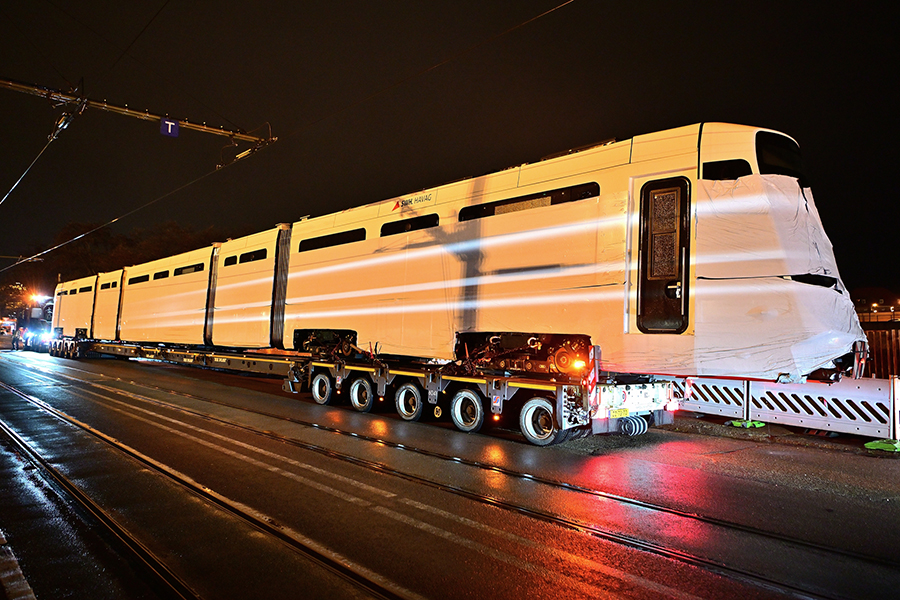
(100, 282), (111, 290)
(223, 256), (238, 267)
(78, 286), (92, 293)
(299, 228), (366, 253)
(174, 263), (205, 276)
(239, 249), (267, 264)
(153, 271), (169, 280)
(459, 182), (599, 222)
(129, 275), (150, 285)
(702, 159), (752, 181)
(381, 214), (439, 237)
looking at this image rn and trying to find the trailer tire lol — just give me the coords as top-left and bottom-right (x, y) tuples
(519, 397), (568, 446)
(395, 383), (425, 422)
(349, 376), (375, 413)
(310, 372), (336, 405)
(450, 389), (484, 433)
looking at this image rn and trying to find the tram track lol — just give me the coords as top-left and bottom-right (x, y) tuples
(4, 356), (896, 599)
(20, 358), (900, 569)
(0, 378), (421, 600)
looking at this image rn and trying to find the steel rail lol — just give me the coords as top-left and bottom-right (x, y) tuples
(5, 362), (877, 600)
(0, 394), (201, 600)
(51, 361), (900, 567)
(15, 356), (900, 568)
(19, 356), (900, 576)
(0, 380), (411, 600)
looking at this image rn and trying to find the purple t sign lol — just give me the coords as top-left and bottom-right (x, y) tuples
(160, 119), (179, 137)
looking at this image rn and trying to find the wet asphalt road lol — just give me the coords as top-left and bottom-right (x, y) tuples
(1, 350), (899, 599)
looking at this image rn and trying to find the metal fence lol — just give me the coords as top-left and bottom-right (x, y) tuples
(662, 375), (899, 440)
(863, 322), (900, 379)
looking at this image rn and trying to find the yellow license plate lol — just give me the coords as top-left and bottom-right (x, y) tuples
(610, 408), (629, 419)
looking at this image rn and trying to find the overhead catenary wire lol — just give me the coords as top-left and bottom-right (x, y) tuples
(105, 0), (171, 74)
(1, 0), (577, 274)
(282, 0), (578, 141)
(43, 0), (244, 132)
(0, 137), (55, 210)
(0, 161), (229, 274)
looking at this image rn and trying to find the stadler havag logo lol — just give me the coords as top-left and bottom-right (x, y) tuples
(393, 193), (432, 211)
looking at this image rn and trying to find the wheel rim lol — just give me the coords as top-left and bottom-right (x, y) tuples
(397, 387), (420, 418)
(525, 404), (554, 440)
(311, 374), (331, 404)
(450, 389), (484, 432)
(350, 379), (372, 411)
(458, 397), (478, 426)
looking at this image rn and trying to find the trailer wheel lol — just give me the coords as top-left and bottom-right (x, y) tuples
(450, 389), (484, 433)
(349, 376), (375, 413)
(519, 397), (568, 446)
(395, 383), (425, 422)
(310, 372), (336, 405)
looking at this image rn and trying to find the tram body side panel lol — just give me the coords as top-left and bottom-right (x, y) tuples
(211, 228), (282, 348)
(51, 283), (64, 332)
(54, 275), (98, 337)
(282, 182), (628, 361)
(92, 271), (123, 341)
(118, 248), (214, 345)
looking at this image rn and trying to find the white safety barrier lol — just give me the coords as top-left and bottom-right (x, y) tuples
(661, 376), (899, 440)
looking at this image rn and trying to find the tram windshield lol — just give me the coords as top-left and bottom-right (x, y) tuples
(756, 131), (806, 186)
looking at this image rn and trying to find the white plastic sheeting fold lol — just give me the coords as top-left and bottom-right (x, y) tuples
(681, 175), (865, 380)
(696, 175), (840, 285)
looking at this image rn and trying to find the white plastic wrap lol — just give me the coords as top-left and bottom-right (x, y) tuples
(680, 175), (866, 380)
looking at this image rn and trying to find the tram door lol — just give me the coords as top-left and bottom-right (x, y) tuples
(637, 177), (690, 333)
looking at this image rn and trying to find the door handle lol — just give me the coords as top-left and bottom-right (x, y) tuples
(665, 281), (682, 299)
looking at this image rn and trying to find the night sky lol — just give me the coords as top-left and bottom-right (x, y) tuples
(0, 2), (895, 293)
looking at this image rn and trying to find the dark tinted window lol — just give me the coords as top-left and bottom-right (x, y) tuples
(756, 131), (806, 186)
(100, 282), (111, 290)
(239, 249), (267, 264)
(57, 290), (68, 296)
(129, 275), (150, 285)
(299, 228), (366, 252)
(174, 263), (204, 276)
(111, 281), (117, 288)
(78, 286), (92, 293)
(69, 289), (77, 295)
(381, 214), (439, 237)
(702, 159), (752, 181)
(458, 182), (599, 222)
(153, 271), (169, 280)
(223, 255), (237, 267)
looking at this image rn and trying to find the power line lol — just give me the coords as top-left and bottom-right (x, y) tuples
(0, 160), (234, 275)
(284, 0), (578, 140)
(107, 0), (171, 73)
(1, 1), (576, 274)
(43, 0), (244, 131)
(0, 137), (55, 209)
